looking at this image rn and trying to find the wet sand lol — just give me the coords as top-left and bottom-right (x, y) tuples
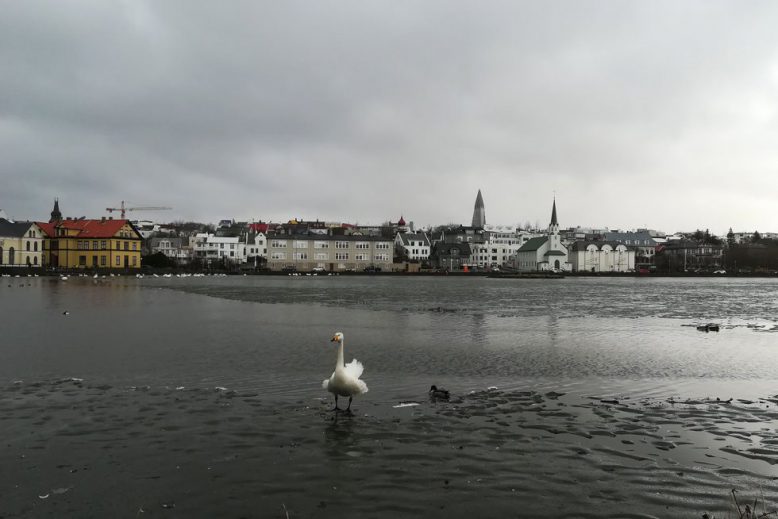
(4, 379), (777, 518)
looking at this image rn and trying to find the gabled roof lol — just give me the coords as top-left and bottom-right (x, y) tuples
(544, 250), (566, 256)
(0, 219), (37, 238)
(397, 233), (430, 247)
(517, 236), (548, 252)
(35, 219), (139, 239)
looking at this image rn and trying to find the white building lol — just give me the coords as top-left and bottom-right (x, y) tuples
(246, 233), (267, 266)
(395, 232), (431, 261)
(568, 242), (635, 273)
(472, 226), (542, 269)
(191, 233), (245, 265)
(515, 199), (571, 272)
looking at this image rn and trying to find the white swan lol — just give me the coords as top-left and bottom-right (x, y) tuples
(322, 332), (368, 411)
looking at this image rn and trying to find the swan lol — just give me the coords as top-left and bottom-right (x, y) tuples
(322, 332), (368, 411)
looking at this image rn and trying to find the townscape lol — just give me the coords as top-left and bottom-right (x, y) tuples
(1, 191), (776, 275)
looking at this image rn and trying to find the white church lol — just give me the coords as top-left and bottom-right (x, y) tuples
(515, 199), (571, 272)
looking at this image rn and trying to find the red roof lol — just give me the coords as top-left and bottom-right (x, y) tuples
(36, 219), (136, 238)
(398, 215), (406, 226)
(249, 223), (269, 234)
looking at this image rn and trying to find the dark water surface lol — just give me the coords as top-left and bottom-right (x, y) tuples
(2, 275), (777, 517)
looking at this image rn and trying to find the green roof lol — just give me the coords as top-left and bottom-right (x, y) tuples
(544, 250), (566, 256)
(517, 236), (548, 252)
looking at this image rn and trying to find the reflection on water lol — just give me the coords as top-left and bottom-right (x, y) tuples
(2, 275), (778, 396)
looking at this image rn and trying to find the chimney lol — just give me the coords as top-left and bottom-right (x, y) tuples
(102, 216), (106, 222)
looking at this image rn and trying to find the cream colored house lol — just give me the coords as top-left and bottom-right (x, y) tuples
(0, 219), (45, 268)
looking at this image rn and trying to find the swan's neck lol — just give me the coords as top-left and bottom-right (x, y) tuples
(336, 340), (344, 369)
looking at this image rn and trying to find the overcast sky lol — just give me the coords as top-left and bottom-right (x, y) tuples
(2, 1), (777, 234)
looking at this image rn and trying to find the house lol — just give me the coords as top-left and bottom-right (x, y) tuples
(602, 231), (657, 265)
(429, 242), (473, 271)
(568, 241), (635, 273)
(0, 219), (45, 268)
(37, 217), (143, 269)
(395, 232), (431, 262)
(657, 240), (724, 272)
(148, 236), (192, 264)
(190, 233), (245, 266)
(515, 199), (570, 272)
(266, 234), (393, 272)
(471, 226), (542, 269)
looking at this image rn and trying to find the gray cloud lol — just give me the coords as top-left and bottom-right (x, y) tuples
(2, 1), (777, 234)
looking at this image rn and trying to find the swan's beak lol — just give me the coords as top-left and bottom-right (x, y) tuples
(330, 336), (338, 342)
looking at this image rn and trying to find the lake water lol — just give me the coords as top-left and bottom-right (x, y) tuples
(2, 275), (777, 517)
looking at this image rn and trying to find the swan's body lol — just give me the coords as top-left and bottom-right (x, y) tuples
(323, 332), (368, 411)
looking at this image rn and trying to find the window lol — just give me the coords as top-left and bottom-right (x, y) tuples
(315, 253), (328, 260)
(271, 252), (286, 260)
(116, 255), (121, 266)
(124, 241), (129, 250)
(294, 252), (308, 260)
(79, 255), (86, 266)
(294, 241), (308, 249)
(375, 254), (389, 261)
(355, 242), (369, 249)
(34, 257), (38, 265)
(376, 242), (389, 249)
(271, 240), (287, 248)
(132, 242), (137, 250)
(314, 241), (329, 249)
(335, 252), (349, 260)
(220, 243), (224, 249)
(93, 241), (99, 250)
(355, 254), (368, 261)
(101, 240), (107, 249)
(230, 252), (234, 257)
(230, 244), (235, 249)
(335, 241), (349, 249)
(34, 242), (38, 252)
(101, 255), (107, 266)
(26, 242), (30, 251)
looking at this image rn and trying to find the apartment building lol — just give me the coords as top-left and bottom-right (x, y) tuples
(266, 235), (393, 271)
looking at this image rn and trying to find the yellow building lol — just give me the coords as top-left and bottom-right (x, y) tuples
(0, 219), (45, 268)
(38, 217), (143, 269)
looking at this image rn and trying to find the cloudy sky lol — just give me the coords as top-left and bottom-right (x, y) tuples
(2, 1), (777, 234)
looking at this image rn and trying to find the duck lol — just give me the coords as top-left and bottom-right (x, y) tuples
(322, 332), (368, 411)
(429, 385), (450, 400)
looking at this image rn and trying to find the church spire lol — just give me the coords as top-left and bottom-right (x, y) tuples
(50, 197), (62, 223)
(548, 197), (559, 235)
(550, 197), (558, 226)
(471, 189), (486, 229)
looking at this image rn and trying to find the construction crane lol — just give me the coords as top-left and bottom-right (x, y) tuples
(106, 201), (172, 219)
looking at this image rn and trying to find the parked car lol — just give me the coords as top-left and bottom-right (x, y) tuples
(363, 266), (382, 273)
(311, 266), (325, 273)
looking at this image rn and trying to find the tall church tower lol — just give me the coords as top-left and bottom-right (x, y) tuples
(50, 198), (62, 223)
(547, 197), (559, 236)
(471, 189), (486, 229)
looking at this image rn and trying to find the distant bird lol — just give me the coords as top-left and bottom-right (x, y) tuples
(62, 311), (70, 316)
(322, 332), (368, 412)
(429, 385), (450, 400)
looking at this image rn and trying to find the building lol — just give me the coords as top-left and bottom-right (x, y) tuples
(148, 236), (192, 264)
(658, 240), (724, 272)
(470, 226), (542, 269)
(471, 189), (486, 229)
(429, 241), (473, 271)
(266, 235), (393, 272)
(395, 232), (431, 262)
(0, 219), (45, 268)
(602, 231), (657, 265)
(37, 217), (143, 269)
(515, 199), (570, 272)
(191, 233), (245, 266)
(568, 241), (636, 273)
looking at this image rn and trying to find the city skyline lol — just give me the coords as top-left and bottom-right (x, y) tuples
(2, 2), (777, 234)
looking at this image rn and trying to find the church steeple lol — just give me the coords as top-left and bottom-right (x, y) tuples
(471, 189), (486, 229)
(548, 197), (559, 235)
(50, 198), (62, 223)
